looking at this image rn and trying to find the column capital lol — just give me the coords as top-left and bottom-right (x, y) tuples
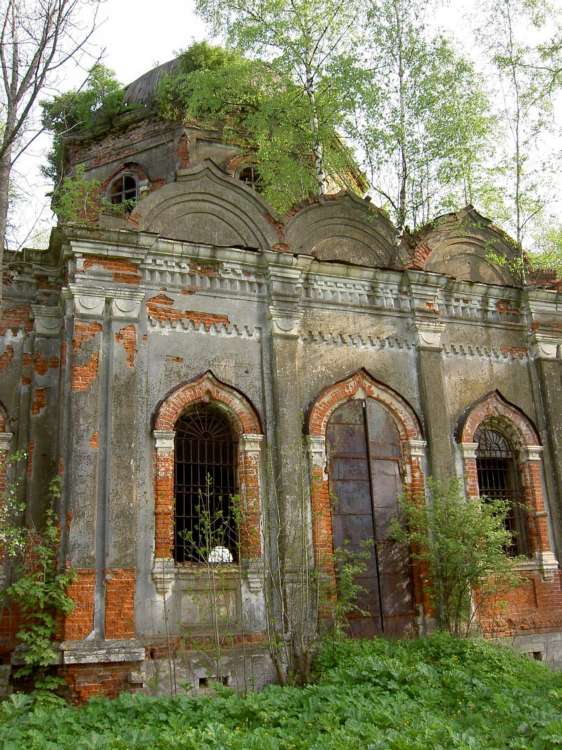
(153, 430), (175, 450)
(408, 438), (427, 458)
(0, 432), (13, 452)
(412, 320), (445, 350)
(459, 442), (479, 460)
(521, 444), (544, 462)
(32, 304), (63, 337)
(239, 433), (264, 453)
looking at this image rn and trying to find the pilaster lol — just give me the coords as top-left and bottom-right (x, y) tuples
(406, 271), (455, 480)
(525, 288), (562, 558)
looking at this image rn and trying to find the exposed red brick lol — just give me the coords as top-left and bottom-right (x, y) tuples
(62, 661), (142, 704)
(406, 241), (433, 270)
(115, 324), (137, 368)
(165, 355), (184, 364)
(500, 346), (527, 358)
(72, 321), (102, 351)
(105, 568), (136, 639)
(0, 304), (33, 336)
(0, 345), (14, 371)
(31, 387), (47, 416)
(189, 260), (220, 278)
(71, 352), (99, 391)
(89, 431), (99, 449)
(146, 293), (229, 330)
(176, 132), (190, 169)
(496, 299), (519, 315)
(26, 441), (34, 479)
(62, 569), (96, 640)
(83, 256), (141, 285)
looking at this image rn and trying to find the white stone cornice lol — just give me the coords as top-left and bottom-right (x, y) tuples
(153, 430), (175, 450)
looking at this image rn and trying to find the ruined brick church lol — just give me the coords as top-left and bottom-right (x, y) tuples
(1, 58), (562, 699)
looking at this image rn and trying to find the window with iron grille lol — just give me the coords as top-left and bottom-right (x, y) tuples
(174, 404), (238, 563)
(109, 174), (138, 208)
(475, 427), (530, 556)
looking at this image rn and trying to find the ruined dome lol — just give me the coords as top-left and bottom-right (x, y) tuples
(123, 57), (182, 106)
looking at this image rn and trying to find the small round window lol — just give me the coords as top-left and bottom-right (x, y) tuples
(109, 174), (138, 207)
(238, 165), (262, 192)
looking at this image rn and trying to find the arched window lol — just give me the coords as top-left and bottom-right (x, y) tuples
(475, 426), (530, 557)
(174, 404), (238, 563)
(238, 165), (262, 192)
(109, 174), (138, 208)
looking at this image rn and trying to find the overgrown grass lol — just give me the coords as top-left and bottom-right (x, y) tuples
(1, 633), (561, 749)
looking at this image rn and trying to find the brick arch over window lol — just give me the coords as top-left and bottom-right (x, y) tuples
(308, 369), (423, 441)
(306, 370), (428, 614)
(457, 390), (557, 577)
(152, 372), (263, 567)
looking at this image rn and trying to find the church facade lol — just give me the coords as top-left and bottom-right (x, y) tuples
(1, 62), (562, 699)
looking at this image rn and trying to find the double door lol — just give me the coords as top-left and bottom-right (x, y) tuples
(326, 398), (415, 636)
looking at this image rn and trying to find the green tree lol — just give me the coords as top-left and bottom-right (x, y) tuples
(478, 0), (562, 251)
(41, 64), (126, 191)
(0, 0), (101, 306)
(158, 42), (360, 213)
(194, 0), (364, 200)
(355, 0), (494, 232)
(392, 478), (522, 638)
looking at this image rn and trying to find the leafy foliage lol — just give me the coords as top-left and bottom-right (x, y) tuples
(157, 42), (357, 213)
(354, 0), (495, 231)
(1, 473), (75, 692)
(392, 479), (522, 637)
(41, 64), (127, 187)
(1, 634), (561, 748)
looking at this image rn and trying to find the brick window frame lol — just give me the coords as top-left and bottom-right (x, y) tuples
(307, 370), (428, 615)
(152, 372), (263, 592)
(458, 390), (558, 579)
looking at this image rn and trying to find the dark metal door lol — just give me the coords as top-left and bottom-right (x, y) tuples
(326, 399), (415, 636)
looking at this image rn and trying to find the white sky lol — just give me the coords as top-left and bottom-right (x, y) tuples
(9, 0), (561, 249)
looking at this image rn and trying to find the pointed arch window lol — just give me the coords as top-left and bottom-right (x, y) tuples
(174, 404), (238, 563)
(475, 426), (530, 557)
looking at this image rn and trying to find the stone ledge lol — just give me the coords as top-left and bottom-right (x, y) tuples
(60, 639), (145, 665)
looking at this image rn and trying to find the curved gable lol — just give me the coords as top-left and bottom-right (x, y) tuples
(129, 160), (281, 250)
(285, 193), (399, 268)
(415, 207), (519, 284)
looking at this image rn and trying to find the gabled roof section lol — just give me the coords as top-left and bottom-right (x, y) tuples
(285, 192), (400, 269)
(128, 160), (282, 250)
(405, 206), (519, 284)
